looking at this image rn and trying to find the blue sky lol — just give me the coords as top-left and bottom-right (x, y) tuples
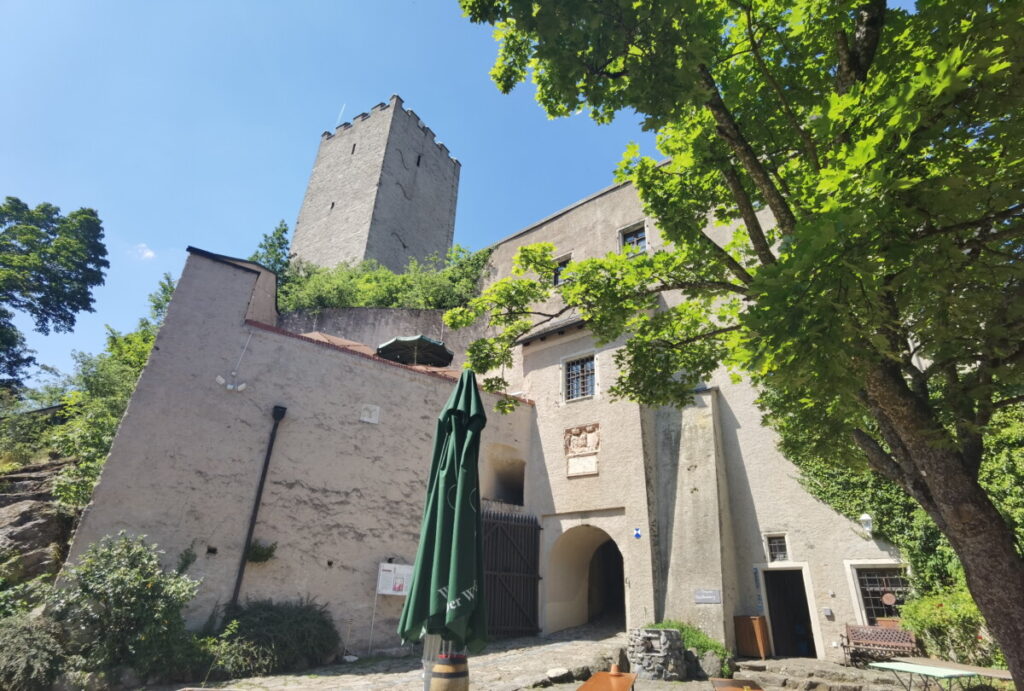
(1, 1), (658, 380)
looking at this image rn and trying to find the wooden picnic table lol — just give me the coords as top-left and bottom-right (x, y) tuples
(576, 670), (638, 690)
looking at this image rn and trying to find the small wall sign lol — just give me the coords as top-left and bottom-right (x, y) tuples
(376, 562), (413, 596)
(694, 588), (722, 604)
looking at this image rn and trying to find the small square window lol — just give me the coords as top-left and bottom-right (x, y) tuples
(766, 535), (788, 562)
(622, 225), (647, 254)
(553, 258), (571, 286)
(565, 356), (595, 400)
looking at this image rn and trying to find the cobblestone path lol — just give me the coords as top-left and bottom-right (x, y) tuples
(173, 625), (714, 691)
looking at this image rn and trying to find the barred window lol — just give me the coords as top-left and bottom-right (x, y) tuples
(766, 535), (788, 562)
(622, 225), (647, 254)
(856, 567), (910, 624)
(565, 356), (595, 400)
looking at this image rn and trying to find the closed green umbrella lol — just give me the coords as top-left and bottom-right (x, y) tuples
(398, 369), (488, 654)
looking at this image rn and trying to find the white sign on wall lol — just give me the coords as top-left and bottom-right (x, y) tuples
(376, 563), (413, 596)
(694, 588), (722, 604)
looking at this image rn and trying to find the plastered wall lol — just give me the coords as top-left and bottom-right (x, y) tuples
(68, 251), (532, 653)
(485, 180), (900, 661)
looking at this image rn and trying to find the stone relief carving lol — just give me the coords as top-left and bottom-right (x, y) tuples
(564, 423), (600, 457)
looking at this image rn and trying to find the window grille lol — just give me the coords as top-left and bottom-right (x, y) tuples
(622, 225), (647, 253)
(565, 356), (595, 400)
(766, 535), (788, 562)
(553, 259), (570, 286)
(856, 568), (910, 624)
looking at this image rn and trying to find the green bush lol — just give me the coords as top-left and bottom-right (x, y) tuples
(47, 532), (198, 678)
(200, 619), (277, 681)
(900, 587), (1006, 668)
(224, 598), (340, 673)
(0, 577), (54, 620)
(647, 620), (732, 676)
(0, 615), (65, 691)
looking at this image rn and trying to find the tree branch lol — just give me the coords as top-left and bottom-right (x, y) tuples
(653, 324), (741, 349)
(698, 63), (798, 235)
(743, 8), (820, 172)
(836, 0), (887, 94)
(720, 165), (777, 265)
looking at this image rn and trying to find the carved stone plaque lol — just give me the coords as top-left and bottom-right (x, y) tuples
(564, 423), (600, 457)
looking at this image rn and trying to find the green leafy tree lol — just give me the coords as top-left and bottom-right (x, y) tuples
(51, 274), (174, 506)
(0, 197), (108, 389)
(456, 0), (1024, 674)
(279, 246), (492, 313)
(249, 220), (292, 276)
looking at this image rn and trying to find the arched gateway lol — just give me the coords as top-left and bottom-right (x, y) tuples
(545, 525), (626, 633)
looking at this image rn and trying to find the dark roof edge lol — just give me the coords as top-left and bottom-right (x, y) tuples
(486, 180), (633, 251)
(186, 246), (275, 277)
(518, 318), (587, 345)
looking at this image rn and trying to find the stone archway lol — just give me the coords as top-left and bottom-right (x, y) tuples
(545, 525), (625, 633)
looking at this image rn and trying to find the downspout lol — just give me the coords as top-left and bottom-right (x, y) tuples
(229, 404), (287, 609)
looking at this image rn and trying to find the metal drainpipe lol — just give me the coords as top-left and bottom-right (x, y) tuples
(229, 404), (287, 610)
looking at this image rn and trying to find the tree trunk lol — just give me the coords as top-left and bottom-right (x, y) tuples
(865, 366), (1024, 681)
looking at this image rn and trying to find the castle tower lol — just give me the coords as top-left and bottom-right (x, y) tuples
(292, 95), (460, 272)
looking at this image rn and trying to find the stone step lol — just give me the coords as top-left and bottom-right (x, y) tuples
(735, 660), (901, 691)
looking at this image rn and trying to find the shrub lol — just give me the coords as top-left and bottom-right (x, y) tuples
(47, 532), (198, 678)
(0, 577), (54, 619)
(200, 620), (277, 681)
(224, 598), (340, 673)
(0, 615), (65, 690)
(900, 587), (1006, 668)
(647, 620), (732, 676)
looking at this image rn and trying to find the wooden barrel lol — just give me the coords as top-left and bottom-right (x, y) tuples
(429, 653), (469, 691)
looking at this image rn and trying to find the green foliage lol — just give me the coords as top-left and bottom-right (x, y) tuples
(0, 392), (57, 470)
(647, 620), (732, 676)
(0, 577), (54, 620)
(249, 220), (292, 276)
(246, 540), (277, 563)
(0, 196), (109, 389)
(280, 246), (492, 313)
(223, 598), (340, 673)
(900, 587), (1006, 668)
(200, 619), (277, 681)
(458, 0), (1024, 668)
(51, 273), (175, 507)
(47, 532), (198, 677)
(0, 615), (65, 691)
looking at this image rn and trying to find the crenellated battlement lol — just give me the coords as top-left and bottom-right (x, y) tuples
(320, 95), (458, 164)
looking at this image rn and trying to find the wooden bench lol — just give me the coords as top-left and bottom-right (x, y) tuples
(841, 624), (918, 666)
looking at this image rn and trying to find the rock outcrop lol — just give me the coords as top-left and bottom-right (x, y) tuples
(0, 460), (75, 585)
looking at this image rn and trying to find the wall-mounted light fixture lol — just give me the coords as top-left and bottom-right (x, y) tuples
(859, 513), (873, 536)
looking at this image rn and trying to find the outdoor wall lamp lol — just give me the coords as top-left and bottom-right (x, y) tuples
(859, 513), (873, 536)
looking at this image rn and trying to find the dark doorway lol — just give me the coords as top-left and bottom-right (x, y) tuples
(764, 570), (816, 657)
(587, 539), (625, 626)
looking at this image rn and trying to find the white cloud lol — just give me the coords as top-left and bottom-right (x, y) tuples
(134, 243), (156, 260)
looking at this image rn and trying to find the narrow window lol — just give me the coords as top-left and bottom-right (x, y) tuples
(856, 567), (910, 624)
(565, 356), (595, 400)
(553, 258), (570, 286)
(351, 143), (357, 154)
(416, 154), (422, 167)
(622, 224), (647, 254)
(766, 535), (788, 562)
